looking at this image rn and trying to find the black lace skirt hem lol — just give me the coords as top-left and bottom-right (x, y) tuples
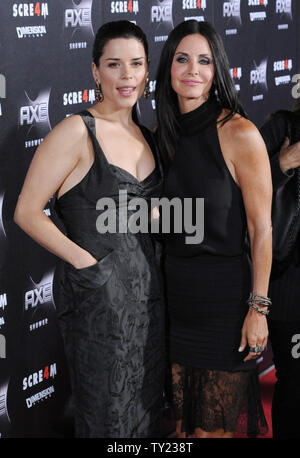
(171, 363), (268, 438)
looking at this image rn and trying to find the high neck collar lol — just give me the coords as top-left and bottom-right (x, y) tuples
(180, 94), (222, 136)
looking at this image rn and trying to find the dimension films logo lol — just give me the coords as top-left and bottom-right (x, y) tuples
(23, 363), (57, 409)
(250, 59), (268, 101)
(151, 0), (173, 43)
(19, 88), (51, 148)
(13, 2), (49, 38)
(223, 0), (241, 35)
(64, 0), (94, 50)
(110, 1), (139, 14)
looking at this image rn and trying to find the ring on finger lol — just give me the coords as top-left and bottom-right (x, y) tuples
(249, 345), (264, 353)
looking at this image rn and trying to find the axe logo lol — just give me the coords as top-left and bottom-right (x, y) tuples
(151, 0), (173, 23)
(24, 270), (55, 311)
(276, 0), (292, 15)
(64, 0), (94, 35)
(19, 88), (51, 137)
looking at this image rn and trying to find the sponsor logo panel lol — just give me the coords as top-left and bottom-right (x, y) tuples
(110, 0), (139, 14)
(23, 363), (57, 408)
(273, 58), (293, 87)
(150, 0), (173, 43)
(63, 0), (94, 51)
(275, 0), (293, 30)
(182, 0), (209, 22)
(18, 88), (51, 149)
(12, 2), (49, 39)
(248, 0), (268, 23)
(23, 270), (56, 332)
(222, 0), (242, 35)
(250, 58), (268, 102)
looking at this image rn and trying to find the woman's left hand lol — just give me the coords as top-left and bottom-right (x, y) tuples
(239, 308), (269, 362)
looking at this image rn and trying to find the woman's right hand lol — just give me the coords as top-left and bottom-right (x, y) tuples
(279, 137), (300, 172)
(73, 252), (98, 270)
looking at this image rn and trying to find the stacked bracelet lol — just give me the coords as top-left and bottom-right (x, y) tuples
(249, 304), (269, 316)
(247, 292), (272, 316)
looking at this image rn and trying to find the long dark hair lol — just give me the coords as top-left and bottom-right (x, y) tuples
(155, 20), (246, 161)
(92, 20), (149, 122)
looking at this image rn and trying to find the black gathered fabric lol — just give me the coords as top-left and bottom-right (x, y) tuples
(55, 111), (165, 438)
(163, 95), (268, 436)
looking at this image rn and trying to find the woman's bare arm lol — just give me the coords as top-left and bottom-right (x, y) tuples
(14, 115), (98, 269)
(219, 116), (273, 361)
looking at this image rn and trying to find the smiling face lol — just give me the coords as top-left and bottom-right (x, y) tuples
(92, 37), (148, 110)
(171, 33), (215, 113)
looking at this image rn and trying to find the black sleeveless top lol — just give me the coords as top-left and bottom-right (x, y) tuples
(163, 95), (247, 257)
(55, 110), (163, 261)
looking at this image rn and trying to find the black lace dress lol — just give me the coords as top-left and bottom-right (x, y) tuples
(163, 95), (268, 437)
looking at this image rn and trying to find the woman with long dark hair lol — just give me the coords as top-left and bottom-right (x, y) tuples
(155, 20), (272, 438)
(260, 97), (300, 438)
(14, 20), (164, 438)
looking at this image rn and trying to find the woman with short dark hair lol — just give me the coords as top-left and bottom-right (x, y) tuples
(155, 20), (272, 438)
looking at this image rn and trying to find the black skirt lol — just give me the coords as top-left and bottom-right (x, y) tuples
(164, 254), (268, 436)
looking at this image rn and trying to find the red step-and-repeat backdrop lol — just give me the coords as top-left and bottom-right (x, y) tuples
(0, 0), (299, 437)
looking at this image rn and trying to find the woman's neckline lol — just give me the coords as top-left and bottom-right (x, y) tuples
(180, 94), (222, 136)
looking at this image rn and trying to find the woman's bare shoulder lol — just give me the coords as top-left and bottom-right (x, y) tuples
(48, 113), (88, 141)
(218, 110), (265, 154)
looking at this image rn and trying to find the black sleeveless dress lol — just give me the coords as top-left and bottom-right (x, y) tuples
(54, 110), (165, 438)
(163, 96), (268, 436)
